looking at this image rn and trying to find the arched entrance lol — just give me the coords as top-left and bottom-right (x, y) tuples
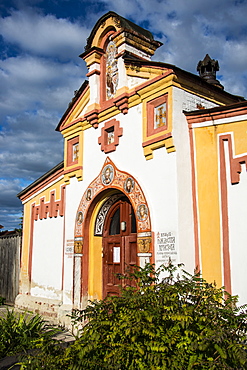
(102, 196), (137, 297)
(73, 158), (153, 307)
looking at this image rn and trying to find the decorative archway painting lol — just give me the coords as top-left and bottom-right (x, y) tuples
(73, 157), (153, 306)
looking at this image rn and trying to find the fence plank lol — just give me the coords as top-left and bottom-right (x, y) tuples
(0, 234), (21, 304)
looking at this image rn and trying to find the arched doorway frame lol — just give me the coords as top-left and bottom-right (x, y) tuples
(73, 157), (153, 307)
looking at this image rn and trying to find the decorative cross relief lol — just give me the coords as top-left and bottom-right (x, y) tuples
(155, 103), (166, 129)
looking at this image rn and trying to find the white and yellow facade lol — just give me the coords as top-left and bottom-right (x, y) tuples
(17, 11), (247, 323)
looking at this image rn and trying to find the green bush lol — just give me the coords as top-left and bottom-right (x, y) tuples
(68, 263), (247, 369)
(20, 263), (247, 369)
(0, 296), (5, 305)
(19, 342), (71, 370)
(0, 309), (59, 358)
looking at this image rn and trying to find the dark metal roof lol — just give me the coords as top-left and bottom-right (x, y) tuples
(184, 99), (247, 116)
(122, 56), (245, 102)
(17, 161), (64, 198)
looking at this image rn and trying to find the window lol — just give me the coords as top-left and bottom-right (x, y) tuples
(109, 207), (120, 235)
(67, 136), (79, 166)
(146, 94), (168, 137)
(98, 119), (123, 154)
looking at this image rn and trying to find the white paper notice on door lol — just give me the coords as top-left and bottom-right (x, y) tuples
(113, 246), (120, 263)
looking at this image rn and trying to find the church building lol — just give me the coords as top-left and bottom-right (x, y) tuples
(17, 11), (247, 324)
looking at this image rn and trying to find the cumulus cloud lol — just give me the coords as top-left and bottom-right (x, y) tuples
(1, 0), (247, 229)
(0, 54), (86, 120)
(100, 0), (247, 96)
(0, 7), (88, 61)
(0, 179), (23, 230)
(0, 109), (64, 179)
(0, 5), (92, 229)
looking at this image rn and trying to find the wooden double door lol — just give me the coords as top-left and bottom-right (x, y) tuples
(102, 197), (137, 297)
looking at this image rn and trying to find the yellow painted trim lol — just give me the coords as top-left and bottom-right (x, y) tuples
(115, 86), (129, 97)
(21, 202), (32, 275)
(128, 94), (142, 107)
(88, 197), (107, 300)
(63, 125), (83, 138)
(192, 120), (247, 288)
(85, 102), (100, 114)
(60, 89), (90, 129)
(90, 18), (120, 49)
(143, 137), (175, 159)
(193, 126), (222, 286)
(64, 130), (84, 183)
(141, 84), (175, 157)
(98, 106), (120, 122)
(61, 121), (90, 136)
(126, 66), (165, 79)
(138, 74), (174, 100)
(84, 53), (102, 67)
(64, 138), (68, 171)
(114, 34), (157, 56)
(72, 89), (90, 121)
(64, 169), (83, 184)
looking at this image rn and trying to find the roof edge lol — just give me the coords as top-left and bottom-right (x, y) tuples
(85, 11), (156, 51)
(183, 100), (247, 117)
(17, 161), (64, 199)
(56, 81), (89, 132)
(123, 57), (245, 102)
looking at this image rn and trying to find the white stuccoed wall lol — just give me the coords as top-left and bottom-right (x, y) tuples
(31, 216), (64, 300)
(225, 147), (247, 306)
(172, 87), (197, 273)
(30, 85), (210, 303)
(69, 103), (180, 274)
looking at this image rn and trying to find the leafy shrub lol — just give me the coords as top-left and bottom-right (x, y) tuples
(19, 342), (71, 370)
(0, 309), (60, 358)
(0, 296), (5, 305)
(19, 263), (247, 369)
(68, 263), (247, 369)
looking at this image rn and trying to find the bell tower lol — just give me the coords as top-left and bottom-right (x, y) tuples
(79, 11), (162, 125)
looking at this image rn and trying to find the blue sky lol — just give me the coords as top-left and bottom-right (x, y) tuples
(1, 0), (247, 230)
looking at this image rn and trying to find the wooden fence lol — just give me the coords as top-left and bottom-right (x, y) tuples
(0, 233), (21, 304)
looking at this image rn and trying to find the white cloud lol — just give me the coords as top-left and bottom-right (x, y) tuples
(0, 54), (87, 120)
(1, 0), (247, 229)
(0, 179), (23, 205)
(0, 8), (89, 60)
(0, 109), (64, 180)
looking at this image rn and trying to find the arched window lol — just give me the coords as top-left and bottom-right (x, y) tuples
(109, 207), (120, 235)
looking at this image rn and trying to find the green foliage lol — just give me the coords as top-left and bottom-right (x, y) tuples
(18, 263), (247, 369)
(14, 211), (23, 234)
(0, 296), (6, 305)
(19, 342), (72, 370)
(68, 263), (247, 369)
(0, 309), (59, 358)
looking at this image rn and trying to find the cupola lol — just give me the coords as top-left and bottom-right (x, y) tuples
(197, 54), (224, 89)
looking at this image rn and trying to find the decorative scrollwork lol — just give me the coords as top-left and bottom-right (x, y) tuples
(94, 194), (123, 235)
(137, 237), (151, 253)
